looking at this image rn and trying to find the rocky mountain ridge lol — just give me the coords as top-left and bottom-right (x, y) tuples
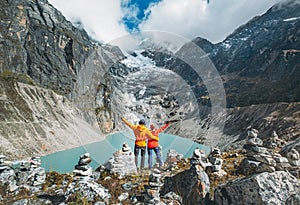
(141, 0), (300, 108)
(199, 0), (300, 107)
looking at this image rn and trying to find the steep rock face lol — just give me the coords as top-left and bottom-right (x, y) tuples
(0, 0), (125, 156)
(0, 0), (95, 95)
(0, 79), (102, 159)
(0, 0), (125, 129)
(214, 171), (300, 205)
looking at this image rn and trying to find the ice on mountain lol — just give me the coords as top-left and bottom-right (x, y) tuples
(121, 51), (156, 70)
(283, 16), (300, 22)
(221, 41), (232, 49)
(241, 37), (249, 41)
(138, 86), (146, 98)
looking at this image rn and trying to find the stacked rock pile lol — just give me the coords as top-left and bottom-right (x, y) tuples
(264, 131), (286, 149)
(238, 128), (299, 177)
(73, 153), (93, 181)
(65, 153), (111, 203)
(190, 147), (226, 177)
(144, 168), (165, 205)
(27, 157), (45, 187)
(207, 148), (227, 177)
(102, 143), (137, 176)
(0, 155), (10, 172)
(0, 155), (17, 192)
(0, 155), (45, 193)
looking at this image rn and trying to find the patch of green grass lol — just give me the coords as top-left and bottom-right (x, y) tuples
(0, 70), (35, 85)
(67, 192), (91, 205)
(95, 106), (110, 115)
(43, 171), (72, 190)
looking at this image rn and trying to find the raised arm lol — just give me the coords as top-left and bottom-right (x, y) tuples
(121, 117), (136, 130)
(156, 122), (170, 134)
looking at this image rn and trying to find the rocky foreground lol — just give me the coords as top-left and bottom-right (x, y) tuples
(0, 130), (299, 205)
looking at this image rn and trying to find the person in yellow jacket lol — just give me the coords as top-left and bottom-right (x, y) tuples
(121, 117), (158, 170)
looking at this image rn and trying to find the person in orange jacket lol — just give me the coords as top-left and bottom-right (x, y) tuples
(148, 121), (170, 169)
(121, 117), (158, 170)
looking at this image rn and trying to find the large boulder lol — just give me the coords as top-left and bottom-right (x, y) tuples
(65, 180), (111, 203)
(160, 164), (210, 205)
(214, 171), (300, 205)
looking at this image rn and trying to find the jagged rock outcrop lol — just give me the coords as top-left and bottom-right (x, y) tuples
(214, 171), (300, 205)
(0, 0), (93, 95)
(160, 149), (210, 205)
(0, 0), (123, 96)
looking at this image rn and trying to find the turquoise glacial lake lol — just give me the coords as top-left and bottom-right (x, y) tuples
(41, 132), (210, 173)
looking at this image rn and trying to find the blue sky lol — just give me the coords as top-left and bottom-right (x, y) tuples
(121, 0), (162, 32)
(49, 0), (283, 44)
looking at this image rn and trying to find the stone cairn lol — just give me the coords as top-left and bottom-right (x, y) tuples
(190, 148), (208, 166)
(191, 147), (226, 177)
(144, 168), (165, 205)
(0, 155), (9, 171)
(66, 153), (111, 203)
(102, 143), (137, 176)
(189, 148), (211, 198)
(73, 153), (93, 181)
(238, 128), (299, 177)
(0, 155), (45, 193)
(207, 148), (227, 177)
(21, 157), (45, 188)
(264, 130), (286, 149)
(0, 155), (17, 192)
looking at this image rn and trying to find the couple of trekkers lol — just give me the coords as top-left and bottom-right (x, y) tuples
(121, 117), (170, 170)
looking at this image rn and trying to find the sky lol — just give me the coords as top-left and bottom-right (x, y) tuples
(48, 0), (284, 45)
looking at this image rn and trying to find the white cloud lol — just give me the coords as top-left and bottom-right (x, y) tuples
(48, 0), (284, 46)
(140, 0), (284, 43)
(48, 0), (129, 43)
